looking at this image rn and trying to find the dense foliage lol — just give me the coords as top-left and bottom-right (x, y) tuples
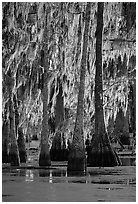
(2, 3), (136, 158)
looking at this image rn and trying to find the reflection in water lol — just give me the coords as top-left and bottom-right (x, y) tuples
(6, 167), (135, 186)
(39, 170), (50, 177)
(18, 169), (26, 177)
(52, 170), (66, 177)
(49, 170), (53, 183)
(2, 166), (136, 202)
(86, 173), (91, 184)
(127, 178), (136, 185)
(25, 170), (34, 182)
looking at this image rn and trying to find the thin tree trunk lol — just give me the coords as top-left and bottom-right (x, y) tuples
(2, 102), (9, 163)
(39, 8), (51, 166)
(50, 79), (65, 161)
(55, 80), (64, 129)
(9, 98), (20, 166)
(88, 3), (121, 167)
(128, 81), (136, 136)
(133, 80), (136, 136)
(2, 120), (9, 163)
(17, 127), (27, 163)
(13, 94), (27, 163)
(67, 2), (91, 173)
(7, 70), (20, 166)
(95, 3), (106, 137)
(13, 94), (19, 139)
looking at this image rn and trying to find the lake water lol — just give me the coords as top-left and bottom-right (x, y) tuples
(2, 166), (136, 202)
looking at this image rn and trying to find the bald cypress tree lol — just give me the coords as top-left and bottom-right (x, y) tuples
(88, 3), (121, 167)
(39, 6), (51, 166)
(67, 2), (91, 173)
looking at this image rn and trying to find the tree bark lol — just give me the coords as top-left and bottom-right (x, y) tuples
(88, 3), (121, 167)
(50, 80), (66, 161)
(2, 120), (9, 163)
(67, 2), (91, 173)
(55, 80), (64, 129)
(128, 81), (136, 136)
(17, 127), (27, 163)
(9, 98), (20, 166)
(39, 8), (51, 166)
(50, 4), (66, 161)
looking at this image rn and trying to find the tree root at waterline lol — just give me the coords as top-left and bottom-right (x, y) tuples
(9, 144), (20, 166)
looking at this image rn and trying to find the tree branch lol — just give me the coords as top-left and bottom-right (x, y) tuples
(103, 38), (136, 43)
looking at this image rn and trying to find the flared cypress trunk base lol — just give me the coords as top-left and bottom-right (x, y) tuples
(67, 157), (86, 176)
(9, 144), (20, 166)
(9, 152), (20, 166)
(2, 122), (9, 163)
(2, 151), (9, 163)
(19, 150), (27, 163)
(39, 152), (51, 166)
(67, 149), (86, 175)
(87, 146), (121, 167)
(39, 143), (51, 166)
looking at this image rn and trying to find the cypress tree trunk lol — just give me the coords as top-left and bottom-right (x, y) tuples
(55, 81), (64, 129)
(17, 127), (27, 163)
(50, 4), (66, 161)
(13, 94), (27, 163)
(13, 94), (19, 139)
(128, 82), (136, 136)
(9, 98), (20, 166)
(50, 80), (65, 161)
(67, 2), (91, 173)
(39, 8), (51, 166)
(88, 3), (121, 167)
(133, 80), (136, 136)
(2, 120), (9, 163)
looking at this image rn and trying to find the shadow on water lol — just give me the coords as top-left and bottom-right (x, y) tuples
(39, 170), (50, 177)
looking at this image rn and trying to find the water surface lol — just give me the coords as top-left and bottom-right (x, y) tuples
(2, 166), (136, 202)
